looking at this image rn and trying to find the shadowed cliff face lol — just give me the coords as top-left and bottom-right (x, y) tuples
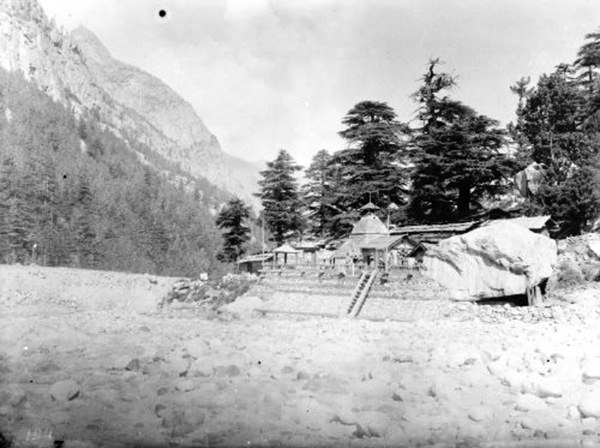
(0, 0), (260, 208)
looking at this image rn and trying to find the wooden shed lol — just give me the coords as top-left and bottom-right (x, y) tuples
(482, 216), (555, 237)
(390, 221), (481, 245)
(236, 253), (274, 274)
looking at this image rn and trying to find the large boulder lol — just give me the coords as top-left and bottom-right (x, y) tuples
(550, 233), (600, 288)
(422, 222), (557, 301)
(588, 234), (600, 260)
(514, 163), (545, 198)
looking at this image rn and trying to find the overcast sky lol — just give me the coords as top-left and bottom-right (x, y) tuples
(38, 0), (600, 166)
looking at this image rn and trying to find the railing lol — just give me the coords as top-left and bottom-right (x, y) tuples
(347, 270), (378, 318)
(346, 271), (369, 315)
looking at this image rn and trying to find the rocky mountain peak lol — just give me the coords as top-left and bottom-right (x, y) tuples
(70, 26), (216, 150)
(70, 25), (112, 63)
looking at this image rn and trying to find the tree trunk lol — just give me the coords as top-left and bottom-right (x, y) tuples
(457, 184), (471, 219)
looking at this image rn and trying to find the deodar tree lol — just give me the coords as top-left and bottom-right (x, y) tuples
(302, 149), (339, 238)
(326, 101), (409, 233)
(408, 59), (513, 222)
(255, 149), (305, 245)
(215, 197), (251, 263)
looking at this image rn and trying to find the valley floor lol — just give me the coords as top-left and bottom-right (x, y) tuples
(1, 265), (600, 447)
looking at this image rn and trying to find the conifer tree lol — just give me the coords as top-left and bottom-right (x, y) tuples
(216, 197), (251, 262)
(335, 101), (408, 208)
(507, 76), (534, 159)
(73, 173), (98, 267)
(575, 32), (600, 95)
(517, 63), (600, 234)
(0, 156), (16, 260)
(255, 149), (305, 245)
(0, 67), (224, 275)
(324, 101), (409, 234)
(408, 59), (512, 222)
(302, 149), (338, 237)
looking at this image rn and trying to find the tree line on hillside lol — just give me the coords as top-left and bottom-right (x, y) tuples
(0, 68), (226, 277)
(218, 32), (600, 261)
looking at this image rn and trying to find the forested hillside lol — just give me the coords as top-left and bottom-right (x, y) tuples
(0, 68), (225, 276)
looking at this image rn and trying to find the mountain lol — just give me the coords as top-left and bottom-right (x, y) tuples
(0, 0), (261, 208)
(0, 65), (225, 275)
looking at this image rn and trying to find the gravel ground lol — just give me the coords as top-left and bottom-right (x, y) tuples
(2, 264), (600, 447)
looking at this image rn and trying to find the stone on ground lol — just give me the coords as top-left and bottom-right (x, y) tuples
(582, 358), (600, 381)
(214, 364), (241, 377)
(183, 338), (210, 359)
(161, 406), (206, 438)
(468, 406), (492, 422)
(125, 358), (141, 371)
(1, 387), (26, 407)
(578, 388), (600, 418)
(165, 350), (191, 376)
(50, 379), (80, 401)
(189, 356), (214, 377)
(515, 394), (547, 412)
(529, 377), (563, 398)
(423, 222), (557, 301)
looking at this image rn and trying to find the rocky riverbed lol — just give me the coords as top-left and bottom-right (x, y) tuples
(2, 264), (600, 447)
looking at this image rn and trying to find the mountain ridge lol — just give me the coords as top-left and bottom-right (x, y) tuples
(0, 0), (260, 208)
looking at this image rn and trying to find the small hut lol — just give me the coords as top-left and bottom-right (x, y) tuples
(236, 253), (274, 274)
(407, 242), (437, 263)
(293, 240), (327, 266)
(273, 243), (301, 267)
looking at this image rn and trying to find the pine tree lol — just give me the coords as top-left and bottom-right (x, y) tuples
(408, 59), (512, 222)
(518, 63), (600, 234)
(73, 173), (98, 267)
(255, 149), (305, 245)
(520, 72), (589, 167)
(338, 101), (405, 166)
(507, 76), (534, 159)
(326, 101), (409, 233)
(0, 156), (16, 260)
(0, 66), (231, 275)
(216, 197), (251, 262)
(532, 167), (600, 235)
(575, 31), (600, 95)
(302, 149), (339, 238)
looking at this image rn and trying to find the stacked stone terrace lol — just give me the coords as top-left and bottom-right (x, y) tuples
(251, 265), (449, 320)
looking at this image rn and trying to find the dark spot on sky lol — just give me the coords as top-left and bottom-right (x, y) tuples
(158, 9), (167, 18)
(62, 174), (67, 179)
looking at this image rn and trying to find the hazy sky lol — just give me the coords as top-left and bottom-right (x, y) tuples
(38, 0), (600, 166)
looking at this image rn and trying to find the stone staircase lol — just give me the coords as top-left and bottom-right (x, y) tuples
(346, 270), (378, 317)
